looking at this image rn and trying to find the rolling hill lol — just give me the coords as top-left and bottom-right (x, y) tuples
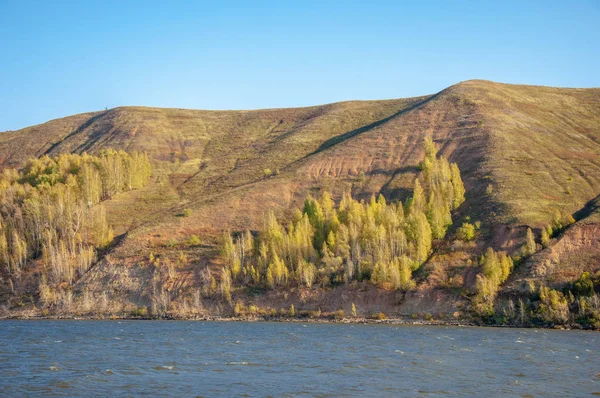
(1, 80), (599, 326)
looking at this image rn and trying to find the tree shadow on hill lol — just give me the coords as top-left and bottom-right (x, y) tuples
(380, 187), (414, 203)
(40, 110), (110, 156)
(573, 194), (600, 222)
(304, 95), (436, 159)
(379, 165), (420, 199)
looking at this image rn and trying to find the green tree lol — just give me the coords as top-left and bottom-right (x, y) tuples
(538, 286), (569, 324)
(218, 138), (467, 293)
(407, 210), (432, 265)
(522, 228), (537, 257)
(541, 226), (550, 247)
(474, 274), (497, 315)
(409, 179), (426, 214)
(0, 150), (151, 293)
(456, 222), (476, 241)
(573, 272), (594, 297)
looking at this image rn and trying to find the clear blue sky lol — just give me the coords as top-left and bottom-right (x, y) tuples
(1, 0), (599, 131)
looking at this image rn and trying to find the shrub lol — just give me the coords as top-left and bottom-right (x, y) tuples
(178, 251), (188, 265)
(521, 228), (537, 257)
(248, 305), (259, 315)
(187, 235), (202, 246)
(260, 307), (277, 318)
(541, 226), (551, 247)
(573, 272), (594, 297)
(538, 286), (569, 324)
(456, 222), (476, 241)
(371, 312), (387, 320)
(357, 170), (365, 182)
(131, 306), (148, 317)
(234, 302), (246, 316)
(176, 208), (193, 217)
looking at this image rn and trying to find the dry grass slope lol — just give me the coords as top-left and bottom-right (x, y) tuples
(1, 80), (599, 318)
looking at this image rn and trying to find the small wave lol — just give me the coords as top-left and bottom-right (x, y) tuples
(114, 337), (121, 340)
(226, 361), (250, 366)
(154, 365), (176, 370)
(54, 340), (63, 343)
(417, 389), (450, 394)
(54, 381), (71, 389)
(105, 369), (114, 375)
(395, 350), (404, 354)
(49, 365), (60, 371)
(515, 340), (525, 343)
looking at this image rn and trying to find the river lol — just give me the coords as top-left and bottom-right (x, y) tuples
(0, 321), (598, 396)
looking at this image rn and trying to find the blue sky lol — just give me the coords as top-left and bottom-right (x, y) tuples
(0, 0), (599, 131)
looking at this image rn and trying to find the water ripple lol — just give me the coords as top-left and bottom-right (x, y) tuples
(0, 321), (597, 397)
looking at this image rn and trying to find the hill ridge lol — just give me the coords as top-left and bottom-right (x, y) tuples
(0, 80), (599, 325)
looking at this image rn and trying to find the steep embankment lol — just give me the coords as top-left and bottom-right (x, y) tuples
(506, 194), (600, 292)
(0, 80), (599, 323)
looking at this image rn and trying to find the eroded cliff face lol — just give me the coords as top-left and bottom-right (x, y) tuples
(502, 207), (599, 298)
(529, 224), (599, 284)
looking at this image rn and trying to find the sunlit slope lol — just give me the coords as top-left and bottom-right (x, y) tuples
(463, 80), (600, 226)
(297, 81), (600, 225)
(505, 194), (600, 292)
(1, 80), (599, 238)
(1, 80), (600, 320)
(0, 111), (101, 168)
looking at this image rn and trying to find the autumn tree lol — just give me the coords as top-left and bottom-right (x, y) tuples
(522, 228), (537, 257)
(456, 222), (476, 241)
(474, 248), (514, 315)
(221, 136), (465, 294)
(0, 150), (151, 298)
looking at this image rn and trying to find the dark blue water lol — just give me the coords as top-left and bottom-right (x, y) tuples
(0, 321), (598, 397)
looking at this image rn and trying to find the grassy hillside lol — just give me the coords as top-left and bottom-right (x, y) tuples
(1, 80), (599, 326)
